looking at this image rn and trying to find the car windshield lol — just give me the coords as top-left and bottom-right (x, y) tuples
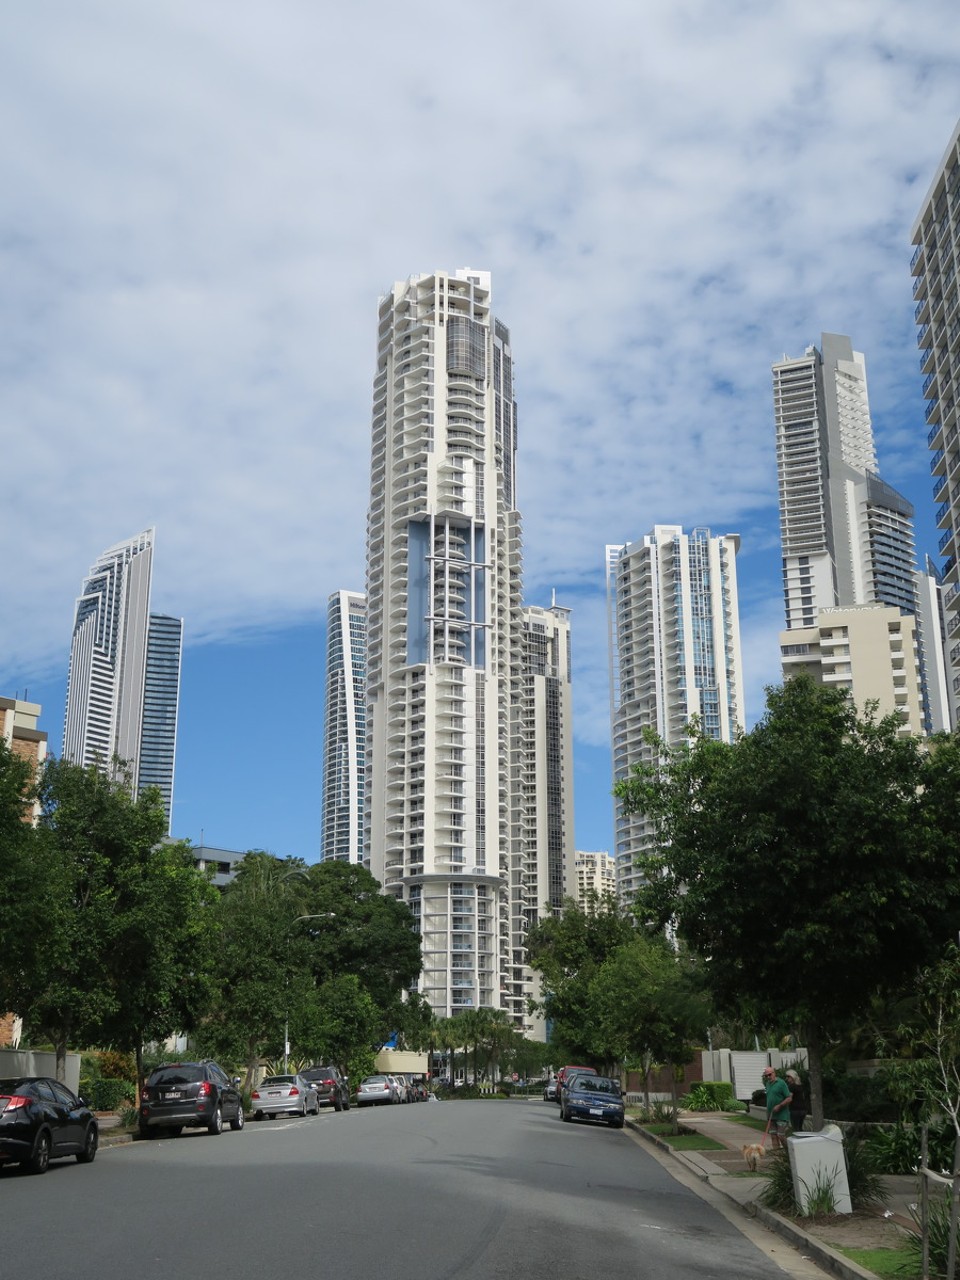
(361, 1076), (387, 1085)
(148, 1065), (204, 1086)
(572, 1076), (620, 1095)
(261, 1076), (296, 1086)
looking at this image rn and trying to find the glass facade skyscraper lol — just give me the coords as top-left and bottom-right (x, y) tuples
(321, 590), (367, 863)
(63, 528), (182, 831)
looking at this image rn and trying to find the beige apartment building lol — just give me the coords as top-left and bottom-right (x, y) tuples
(570, 850), (616, 908)
(780, 605), (924, 734)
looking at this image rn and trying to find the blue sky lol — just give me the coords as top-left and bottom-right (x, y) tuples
(3, 2), (960, 862)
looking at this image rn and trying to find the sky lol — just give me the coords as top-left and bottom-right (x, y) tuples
(3, 1), (960, 862)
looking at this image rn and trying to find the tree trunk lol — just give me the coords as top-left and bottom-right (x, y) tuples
(670, 1067), (680, 1134)
(55, 1030), (68, 1083)
(135, 1042), (144, 1100)
(806, 1021), (824, 1132)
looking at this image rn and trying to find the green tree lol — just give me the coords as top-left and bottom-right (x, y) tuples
(198, 852), (422, 1083)
(617, 676), (960, 1129)
(99, 837), (221, 1091)
(11, 757), (173, 1081)
(0, 738), (46, 1021)
(590, 936), (711, 1128)
(525, 893), (637, 1065)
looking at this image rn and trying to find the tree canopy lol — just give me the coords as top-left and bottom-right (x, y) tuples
(617, 676), (960, 1126)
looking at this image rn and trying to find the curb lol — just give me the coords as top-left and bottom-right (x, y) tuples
(625, 1120), (879, 1280)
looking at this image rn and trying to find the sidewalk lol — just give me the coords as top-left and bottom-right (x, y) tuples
(629, 1111), (919, 1280)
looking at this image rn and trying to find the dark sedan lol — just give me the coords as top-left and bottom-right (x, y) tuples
(559, 1075), (625, 1129)
(0, 1077), (99, 1174)
(301, 1064), (351, 1111)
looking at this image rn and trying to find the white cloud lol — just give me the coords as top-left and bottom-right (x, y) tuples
(2, 0), (958, 765)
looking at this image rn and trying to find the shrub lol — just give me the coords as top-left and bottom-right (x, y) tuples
(864, 1122), (956, 1176)
(91, 1078), (136, 1111)
(906, 1190), (954, 1278)
(759, 1149), (798, 1213)
(843, 1131), (887, 1212)
(97, 1050), (137, 1083)
(752, 1088), (767, 1106)
(684, 1081), (735, 1111)
(821, 1070), (898, 1123)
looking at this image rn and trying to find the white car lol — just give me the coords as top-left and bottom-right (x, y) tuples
(251, 1075), (320, 1119)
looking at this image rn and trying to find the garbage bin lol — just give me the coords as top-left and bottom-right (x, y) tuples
(787, 1124), (852, 1215)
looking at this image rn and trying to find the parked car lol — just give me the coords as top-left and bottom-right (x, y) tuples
(139, 1061), (245, 1138)
(0, 1077), (99, 1174)
(555, 1064), (597, 1103)
(543, 1076), (558, 1101)
(355, 1074), (398, 1106)
(559, 1075), (625, 1129)
(251, 1074), (319, 1120)
(393, 1073), (419, 1103)
(301, 1065), (351, 1111)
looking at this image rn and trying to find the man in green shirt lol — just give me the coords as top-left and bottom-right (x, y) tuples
(763, 1066), (791, 1150)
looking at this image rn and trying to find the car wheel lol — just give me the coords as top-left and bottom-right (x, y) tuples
(254, 1111), (263, 1121)
(138, 1120), (150, 1139)
(167, 1126), (183, 1137)
(612, 1118), (624, 1129)
(230, 1108), (244, 1131)
(343, 1096), (350, 1111)
(75, 1125), (99, 1163)
(26, 1130), (51, 1175)
(207, 1106), (223, 1136)
(268, 1113), (275, 1120)
(312, 1098), (320, 1115)
(333, 1096), (342, 1112)
(561, 1107), (571, 1122)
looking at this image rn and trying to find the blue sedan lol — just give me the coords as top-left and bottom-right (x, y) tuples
(559, 1075), (625, 1129)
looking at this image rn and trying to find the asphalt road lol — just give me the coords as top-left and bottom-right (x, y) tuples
(5, 1099), (823, 1280)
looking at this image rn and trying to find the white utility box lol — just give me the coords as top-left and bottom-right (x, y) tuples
(787, 1124), (852, 1215)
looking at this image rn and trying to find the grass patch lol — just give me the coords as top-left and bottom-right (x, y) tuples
(836, 1244), (915, 1278)
(642, 1125), (726, 1151)
(729, 1114), (768, 1131)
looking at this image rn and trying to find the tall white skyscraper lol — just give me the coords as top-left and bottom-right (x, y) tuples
(63, 529), (182, 830)
(773, 334), (917, 627)
(321, 590), (367, 863)
(773, 334), (939, 731)
(364, 268), (572, 1031)
(606, 526), (744, 900)
(911, 117), (960, 726)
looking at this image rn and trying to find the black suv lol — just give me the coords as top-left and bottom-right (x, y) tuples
(301, 1065), (350, 1111)
(139, 1061), (244, 1138)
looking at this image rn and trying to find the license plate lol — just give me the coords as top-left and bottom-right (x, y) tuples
(268, 1091), (281, 1097)
(165, 1091), (182, 1100)
(589, 1107), (603, 1116)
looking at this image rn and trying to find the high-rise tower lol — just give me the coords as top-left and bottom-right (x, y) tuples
(911, 117), (960, 727)
(773, 334), (932, 732)
(321, 590), (367, 863)
(63, 529), (182, 830)
(364, 268), (568, 1031)
(606, 526), (744, 900)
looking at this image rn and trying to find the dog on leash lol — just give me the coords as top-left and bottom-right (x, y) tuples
(741, 1142), (765, 1172)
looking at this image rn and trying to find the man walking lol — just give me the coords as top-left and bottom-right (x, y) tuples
(763, 1066), (791, 1151)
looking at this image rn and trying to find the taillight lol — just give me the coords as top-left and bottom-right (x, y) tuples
(141, 1089), (149, 1103)
(251, 1090), (260, 1100)
(0, 1094), (30, 1113)
(198, 1081), (213, 1097)
(290, 1087), (299, 1096)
